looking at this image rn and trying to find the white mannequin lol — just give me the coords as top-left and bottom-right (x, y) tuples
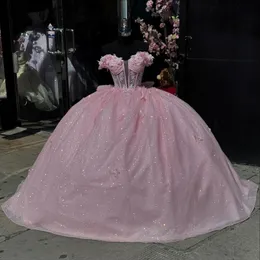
(0, 11), (87, 112)
(22, 11), (84, 107)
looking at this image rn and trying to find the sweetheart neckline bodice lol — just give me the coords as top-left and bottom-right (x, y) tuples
(98, 52), (154, 88)
(102, 51), (149, 62)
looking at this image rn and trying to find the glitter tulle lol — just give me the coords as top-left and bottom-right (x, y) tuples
(1, 52), (258, 242)
(1, 86), (258, 242)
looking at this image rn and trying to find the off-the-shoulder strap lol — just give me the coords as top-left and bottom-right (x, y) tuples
(142, 52), (154, 66)
(98, 55), (112, 70)
(134, 52), (154, 67)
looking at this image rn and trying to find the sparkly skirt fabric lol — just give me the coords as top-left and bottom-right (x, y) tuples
(2, 86), (258, 243)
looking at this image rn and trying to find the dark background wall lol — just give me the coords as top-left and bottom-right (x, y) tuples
(180, 0), (260, 164)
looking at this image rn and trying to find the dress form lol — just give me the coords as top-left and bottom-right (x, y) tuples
(98, 0), (155, 83)
(102, 34), (148, 60)
(98, 35), (144, 85)
(99, 35), (154, 85)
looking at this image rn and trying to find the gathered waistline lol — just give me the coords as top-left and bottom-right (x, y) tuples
(97, 82), (154, 90)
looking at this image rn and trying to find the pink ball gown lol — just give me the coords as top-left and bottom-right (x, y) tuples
(2, 52), (258, 243)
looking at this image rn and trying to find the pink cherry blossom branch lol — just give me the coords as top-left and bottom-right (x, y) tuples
(136, 0), (180, 72)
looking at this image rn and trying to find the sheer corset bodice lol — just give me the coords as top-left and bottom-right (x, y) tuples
(98, 52), (153, 88)
(111, 61), (144, 88)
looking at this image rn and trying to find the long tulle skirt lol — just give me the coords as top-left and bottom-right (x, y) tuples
(2, 86), (258, 242)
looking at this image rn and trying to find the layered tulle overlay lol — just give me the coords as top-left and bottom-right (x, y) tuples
(2, 86), (258, 242)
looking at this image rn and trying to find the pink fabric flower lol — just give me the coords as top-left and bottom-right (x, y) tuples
(98, 55), (112, 70)
(141, 52), (154, 66)
(130, 52), (144, 67)
(129, 54), (144, 72)
(99, 52), (153, 74)
(98, 55), (124, 74)
(129, 52), (154, 71)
